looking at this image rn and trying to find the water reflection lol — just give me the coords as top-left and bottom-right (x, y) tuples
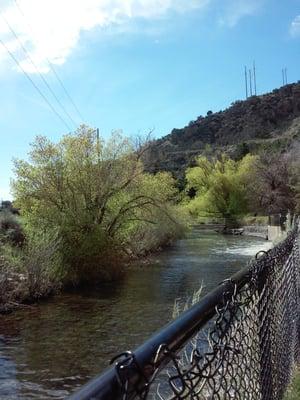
(0, 229), (272, 399)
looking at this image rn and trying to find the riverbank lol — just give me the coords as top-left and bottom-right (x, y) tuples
(0, 268), (26, 314)
(0, 264), (58, 314)
(0, 232), (182, 314)
(0, 225), (272, 314)
(196, 223), (269, 240)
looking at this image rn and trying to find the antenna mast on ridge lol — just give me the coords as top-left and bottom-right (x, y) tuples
(244, 62), (257, 98)
(282, 67), (288, 86)
(249, 69), (253, 96)
(285, 67), (288, 85)
(253, 61), (257, 95)
(244, 66), (248, 99)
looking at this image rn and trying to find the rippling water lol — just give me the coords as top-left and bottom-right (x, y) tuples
(0, 229), (272, 399)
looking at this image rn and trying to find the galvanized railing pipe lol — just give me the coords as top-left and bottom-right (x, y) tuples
(67, 266), (251, 400)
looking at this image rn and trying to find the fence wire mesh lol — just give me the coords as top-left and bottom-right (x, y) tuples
(68, 226), (300, 400)
(148, 229), (300, 400)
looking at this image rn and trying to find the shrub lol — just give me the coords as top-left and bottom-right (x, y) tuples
(0, 210), (24, 246)
(12, 127), (185, 284)
(21, 229), (62, 298)
(0, 229), (62, 304)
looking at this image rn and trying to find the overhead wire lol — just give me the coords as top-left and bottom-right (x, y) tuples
(13, 0), (85, 123)
(0, 36), (72, 131)
(1, 12), (78, 129)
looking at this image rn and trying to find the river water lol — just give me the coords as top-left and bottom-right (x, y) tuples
(0, 228), (272, 399)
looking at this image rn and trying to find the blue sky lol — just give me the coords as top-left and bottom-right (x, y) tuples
(0, 0), (299, 200)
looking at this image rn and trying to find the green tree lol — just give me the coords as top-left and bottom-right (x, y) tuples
(12, 126), (182, 283)
(184, 154), (257, 226)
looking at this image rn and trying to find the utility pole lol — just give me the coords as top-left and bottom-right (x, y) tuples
(244, 66), (248, 99)
(249, 69), (253, 96)
(253, 61), (257, 95)
(96, 128), (100, 163)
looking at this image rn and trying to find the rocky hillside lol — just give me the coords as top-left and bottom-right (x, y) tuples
(143, 82), (300, 179)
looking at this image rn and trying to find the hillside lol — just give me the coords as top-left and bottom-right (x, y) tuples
(143, 82), (300, 179)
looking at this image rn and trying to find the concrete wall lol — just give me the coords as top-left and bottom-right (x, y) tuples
(268, 225), (284, 242)
(243, 225), (268, 239)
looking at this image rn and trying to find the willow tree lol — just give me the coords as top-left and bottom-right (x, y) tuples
(12, 126), (182, 283)
(184, 154), (257, 227)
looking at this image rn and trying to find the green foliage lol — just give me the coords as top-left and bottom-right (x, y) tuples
(22, 229), (62, 297)
(123, 204), (188, 256)
(183, 154), (257, 225)
(2, 227), (61, 297)
(234, 142), (250, 160)
(12, 126), (183, 284)
(203, 143), (213, 157)
(0, 227), (61, 311)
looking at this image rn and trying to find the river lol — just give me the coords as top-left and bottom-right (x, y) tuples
(0, 228), (272, 399)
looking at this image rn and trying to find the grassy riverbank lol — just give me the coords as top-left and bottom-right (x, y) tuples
(0, 209), (185, 313)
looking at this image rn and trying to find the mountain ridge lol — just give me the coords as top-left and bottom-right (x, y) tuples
(143, 82), (300, 179)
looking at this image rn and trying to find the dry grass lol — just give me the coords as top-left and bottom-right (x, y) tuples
(0, 231), (61, 313)
(0, 257), (28, 312)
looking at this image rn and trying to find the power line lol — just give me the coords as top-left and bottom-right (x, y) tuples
(47, 60), (85, 123)
(1, 12), (78, 129)
(0, 37), (72, 131)
(13, 0), (85, 123)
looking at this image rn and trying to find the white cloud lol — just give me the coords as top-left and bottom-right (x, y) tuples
(218, 0), (264, 27)
(290, 15), (300, 38)
(0, 0), (210, 74)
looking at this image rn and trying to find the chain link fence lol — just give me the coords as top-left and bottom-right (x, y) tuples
(68, 225), (300, 400)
